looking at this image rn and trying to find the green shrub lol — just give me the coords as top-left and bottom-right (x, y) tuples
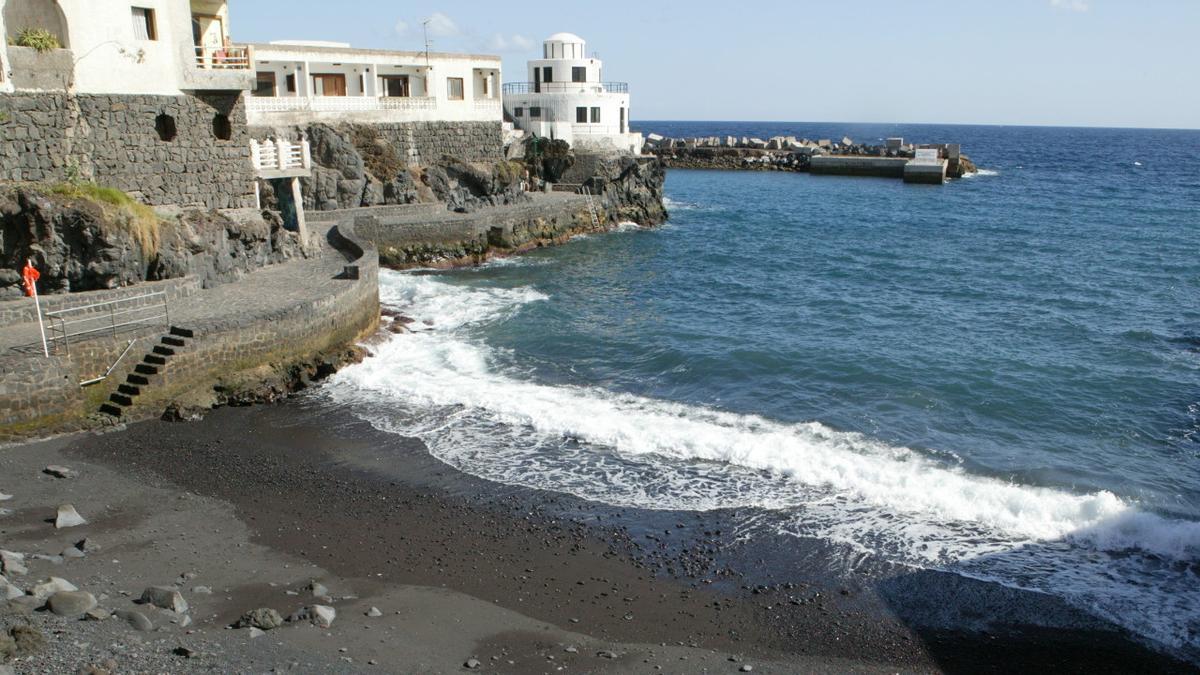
(12, 28), (62, 52)
(48, 182), (161, 256)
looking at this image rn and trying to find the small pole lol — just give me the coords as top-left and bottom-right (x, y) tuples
(29, 259), (49, 358)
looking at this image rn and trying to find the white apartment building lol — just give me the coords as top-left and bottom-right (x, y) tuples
(0, 0), (253, 94)
(244, 42), (502, 126)
(502, 33), (642, 155)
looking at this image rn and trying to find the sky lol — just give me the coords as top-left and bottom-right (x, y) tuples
(233, 1), (1200, 129)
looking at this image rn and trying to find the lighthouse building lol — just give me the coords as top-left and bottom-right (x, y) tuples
(502, 33), (642, 155)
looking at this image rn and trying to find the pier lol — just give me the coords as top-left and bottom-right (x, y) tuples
(643, 135), (976, 183)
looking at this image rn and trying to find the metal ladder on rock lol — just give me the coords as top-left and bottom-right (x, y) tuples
(581, 187), (601, 229)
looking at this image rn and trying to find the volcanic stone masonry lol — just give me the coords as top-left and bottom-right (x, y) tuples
(0, 93), (257, 209)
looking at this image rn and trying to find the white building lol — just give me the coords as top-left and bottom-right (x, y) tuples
(0, 0), (253, 95)
(502, 33), (642, 155)
(244, 42), (502, 127)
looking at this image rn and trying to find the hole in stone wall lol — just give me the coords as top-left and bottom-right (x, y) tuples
(212, 113), (232, 141)
(155, 113), (177, 142)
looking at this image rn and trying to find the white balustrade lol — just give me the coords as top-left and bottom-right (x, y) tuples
(249, 138), (311, 174)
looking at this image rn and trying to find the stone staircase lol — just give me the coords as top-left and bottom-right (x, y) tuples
(98, 326), (194, 418)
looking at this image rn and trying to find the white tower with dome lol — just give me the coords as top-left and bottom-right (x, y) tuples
(502, 33), (643, 155)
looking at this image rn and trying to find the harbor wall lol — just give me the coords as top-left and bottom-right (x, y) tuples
(0, 93), (257, 209)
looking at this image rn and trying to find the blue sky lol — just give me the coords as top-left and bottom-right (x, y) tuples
(233, 1), (1199, 129)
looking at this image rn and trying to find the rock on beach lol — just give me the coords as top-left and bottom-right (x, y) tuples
(55, 504), (87, 529)
(47, 590), (98, 617)
(140, 586), (188, 613)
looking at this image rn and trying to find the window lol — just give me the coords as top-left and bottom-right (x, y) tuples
(529, 107), (541, 118)
(576, 107), (588, 123)
(542, 66), (553, 83)
(382, 75), (410, 97)
(212, 113), (232, 140)
(447, 77), (464, 100)
(514, 107), (524, 117)
(132, 7), (157, 40)
(285, 74), (296, 93)
(253, 72), (277, 97)
(572, 66), (586, 83)
(155, 114), (177, 142)
(590, 107), (601, 123)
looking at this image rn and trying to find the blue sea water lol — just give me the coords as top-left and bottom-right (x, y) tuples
(329, 122), (1200, 656)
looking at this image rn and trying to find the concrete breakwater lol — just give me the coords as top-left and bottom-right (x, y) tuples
(644, 134), (977, 183)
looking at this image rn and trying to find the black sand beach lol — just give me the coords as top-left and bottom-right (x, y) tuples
(2, 396), (1192, 673)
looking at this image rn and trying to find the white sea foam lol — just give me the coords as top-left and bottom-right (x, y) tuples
(963, 168), (1000, 178)
(327, 270), (1200, 650)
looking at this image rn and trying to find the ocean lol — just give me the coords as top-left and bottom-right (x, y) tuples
(327, 122), (1200, 657)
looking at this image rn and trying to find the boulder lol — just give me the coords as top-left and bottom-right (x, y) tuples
(0, 551), (25, 576)
(47, 590), (97, 617)
(291, 604), (337, 628)
(0, 577), (23, 601)
(30, 577), (77, 602)
(366, 606), (383, 617)
(55, 504), (88, 529)
(0, 492), (12, 501)
(235, 607), (284, 631)
(114, 609), (155, 632)
(43, 465), (76, 479)
(84, 607), (111, 621)
(140, 586), (188, 613)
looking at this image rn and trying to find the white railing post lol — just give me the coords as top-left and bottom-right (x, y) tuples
(301, 140), (312, 170)
(275, 138), (287, 171)
(249, 139), (261, 171)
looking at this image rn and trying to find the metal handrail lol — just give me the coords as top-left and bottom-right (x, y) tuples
(502, 82), (628, 95)
(43, 291), (170, 356)
(80, 338), (138, 387)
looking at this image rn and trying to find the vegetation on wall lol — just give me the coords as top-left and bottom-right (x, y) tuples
(10, 28), (62, 52)
(347, 124), (406, 181)
(47, 182), (161, 256)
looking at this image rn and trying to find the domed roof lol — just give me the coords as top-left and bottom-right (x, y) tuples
(545, 32), (584, 44)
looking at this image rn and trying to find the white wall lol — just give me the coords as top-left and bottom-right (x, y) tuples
(246, 45), (502, 126)
(526, 58), (600, 85)
(0, 10), (11, 93)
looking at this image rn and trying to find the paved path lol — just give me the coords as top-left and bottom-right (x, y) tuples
(0, 235), (352, 358)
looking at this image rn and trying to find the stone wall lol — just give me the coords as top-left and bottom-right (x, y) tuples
(0, 92), (256, 209)
(252, 121), (503, 166)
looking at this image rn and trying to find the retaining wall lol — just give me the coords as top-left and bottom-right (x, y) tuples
(0, 226), (379, 441)
(0, 92), (257, 209)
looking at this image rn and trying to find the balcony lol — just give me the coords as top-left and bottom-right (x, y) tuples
(502, 82), (629, 95)
(249, 138), (311, 179)
(245, 96), (437, 114)
(180, 44), (255, 91)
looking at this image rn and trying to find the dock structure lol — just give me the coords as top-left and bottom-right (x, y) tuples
(644, 135), (976, 184)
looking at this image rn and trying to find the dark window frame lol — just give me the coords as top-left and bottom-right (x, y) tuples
(571, 66), (586, 83)
(132, 6), (158, 41)
(576, 106), (588, 123)
(590, 107), (601, 123)
(514, 107), (524, 117)
(253, 71), (277, 97)
(530, 107), (541, 118)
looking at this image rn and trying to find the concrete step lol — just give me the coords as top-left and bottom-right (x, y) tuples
(152, 345), (175, 357)
(169, 326), (195, 339)
(117, 384), (141, 397)
(162, 336), (187, 348)
(108, 393), (133, 407)
(144, 354), (167, 366)
(127, 374), (150, 386)
(98, 404), (124, 417)
(134, 364), (158, 376)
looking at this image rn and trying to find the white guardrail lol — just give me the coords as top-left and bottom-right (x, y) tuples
(245, 96), (438, 113)
(250, 138), (312, 173)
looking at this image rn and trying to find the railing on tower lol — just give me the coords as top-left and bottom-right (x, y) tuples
(502, 82), (629, 95)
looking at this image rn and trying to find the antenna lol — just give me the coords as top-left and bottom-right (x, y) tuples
(422, 18), (432, 67)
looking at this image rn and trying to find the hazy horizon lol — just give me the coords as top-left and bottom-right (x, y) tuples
(235, 0), (1200, 131)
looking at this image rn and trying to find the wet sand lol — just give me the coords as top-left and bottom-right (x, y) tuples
(1, 397), (1193, 673)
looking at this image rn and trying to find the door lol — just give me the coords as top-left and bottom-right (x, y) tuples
(620, 107), (626, 133)
(382, 75), (409, 97)
(534, 67), (541, 93)
(313, 74), (347, 97)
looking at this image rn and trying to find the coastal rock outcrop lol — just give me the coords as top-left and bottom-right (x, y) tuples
(0, 185), (305, 299)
